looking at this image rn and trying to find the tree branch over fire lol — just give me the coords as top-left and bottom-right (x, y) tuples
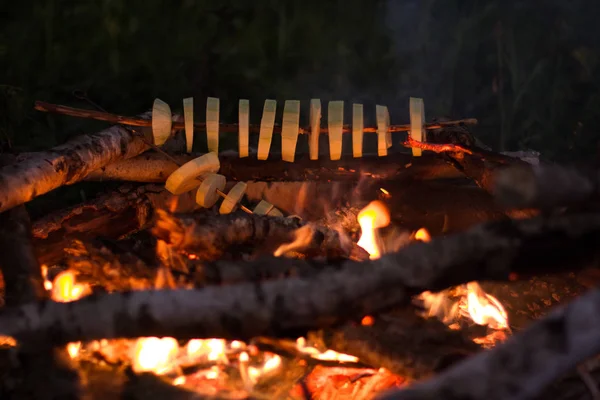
(0, 122), (150, 213)
(378, 287), (600, 400)
(1, 212), (600, 344)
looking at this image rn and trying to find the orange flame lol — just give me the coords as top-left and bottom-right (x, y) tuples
(414, 228), (431, 242)
(357, 201), (390, 259)
(463, 282), (509, 330)
(48, 270), (91, 358)
(132, 337), (180, 374)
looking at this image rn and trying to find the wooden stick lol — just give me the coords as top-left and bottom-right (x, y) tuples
(35, 101), (477, 135)
(0, 121), (149, 213)
(3, 212), (600, 344)
(378, 287), (600, 400)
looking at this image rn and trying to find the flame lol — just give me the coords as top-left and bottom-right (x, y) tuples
(357, 201), (390, 259)
(463, 282), (509, 330)
(414, 228), (431, 242)
(131, 337), (180, 374)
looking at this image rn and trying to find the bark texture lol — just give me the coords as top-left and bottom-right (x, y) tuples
(0, 123), (149, 213)
(1, 212), (600, 344)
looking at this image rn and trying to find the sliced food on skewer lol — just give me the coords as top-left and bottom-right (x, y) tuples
(410, 97), (425, 157)
(165, 152), (220, 195)
(258, 100), (277, 160)
(238, 99), (250, 158)
(152, 98), (172, 146)
(352, 103), (363, 158)
(219, 182), (248, 214)
(183, 97), (194, 153)
(376, 105), (390, 156)
(206, 97), (220, 153)
(196, 173), (226, 208)
(309, 99), (321, 160)
(281, 100), (300, 162)
(328, 101), (344, 160)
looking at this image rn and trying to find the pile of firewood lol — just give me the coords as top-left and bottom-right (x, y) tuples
(0, 100), (598, 399)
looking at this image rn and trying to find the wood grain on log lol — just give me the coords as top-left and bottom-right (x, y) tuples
(378, 287), (600, 400)
(84, 151), (465, 183)
(0, 123), (150, 213)
(2, 212), (600, 344)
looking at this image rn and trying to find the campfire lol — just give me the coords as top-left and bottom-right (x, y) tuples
(0, 97), (598, 400)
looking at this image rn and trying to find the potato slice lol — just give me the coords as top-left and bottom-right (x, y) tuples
(410, 97), (425, 157)
(196, 173), (226, 208)
(239, 99), (250, 158)
(206, 97), (219, 153)
(254, 200), (275, 215)
(152, 98), (172, 146)
(352, 104), (363, 158)
(376, 105), (390, 156)
(219, 182), (248, 214)
(267, 207), (283, 217)
(281, 100), (300, 162)
(328, 101), (344, 160)
(183, 97), (194, 153)
(309, 99), (321, 160)
(165, 153), (220, 195)
(258, 100), (276, 160)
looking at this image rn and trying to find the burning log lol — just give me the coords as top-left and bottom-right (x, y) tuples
(494, 163), (600, 210)
(151, 209), (368, 262)
(310, 309), (481, 381)
(3, 212), (600, 344)
(84, 151), (465, 183)
(378, 287), (600, 400)
(0, 121), (151, 214)
(31, 184), (198, 266)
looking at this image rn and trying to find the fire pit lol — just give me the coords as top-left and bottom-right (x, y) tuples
(0, 97), (598, 400)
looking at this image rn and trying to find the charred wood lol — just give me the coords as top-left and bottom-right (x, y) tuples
(84, 151), (465, 183)
(378, 287), (600, 400)
(2, 212), (600, 344)
(31, 184), (198, 266)
(151, 209), (368, 262)
(309, 309), (481, 381)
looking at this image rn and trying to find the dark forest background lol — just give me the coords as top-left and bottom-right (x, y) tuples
(2, 0), (600, 215)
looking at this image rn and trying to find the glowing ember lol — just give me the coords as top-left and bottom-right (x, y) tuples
(357, 200), (390, 259)
(414, 227), (431, 242)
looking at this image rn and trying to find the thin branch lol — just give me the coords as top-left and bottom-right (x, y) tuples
(402, 136), (473, 155)
(377, 287), (600, 400)
(35, 101), (477, 135)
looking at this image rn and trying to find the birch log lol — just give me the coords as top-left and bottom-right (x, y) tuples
(2, 212), (600, 344)
(0, 123), (150, 213)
